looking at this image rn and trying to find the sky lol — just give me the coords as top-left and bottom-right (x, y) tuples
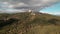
(0, 0), (60, 15)
(40, 2), (60, 15)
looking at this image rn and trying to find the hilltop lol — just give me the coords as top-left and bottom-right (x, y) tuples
(0, 11), (60, 34)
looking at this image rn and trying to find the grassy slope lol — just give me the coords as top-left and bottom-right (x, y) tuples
(0, 12), (60, 34)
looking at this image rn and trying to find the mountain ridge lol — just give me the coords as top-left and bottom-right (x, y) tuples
(0, 12), (60, 34)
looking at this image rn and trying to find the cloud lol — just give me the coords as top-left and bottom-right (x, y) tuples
(0, 9), (28, 13)
(3, 2), (8, 4)
(40, 11), (60, 15)
(13, 0), (60, 11)
(8, 5), (14, 8)
(17, 2), (28, 6)
(0, 0), (60, 12)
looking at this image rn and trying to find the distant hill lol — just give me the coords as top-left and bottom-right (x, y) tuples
(0, 12), (60, 34)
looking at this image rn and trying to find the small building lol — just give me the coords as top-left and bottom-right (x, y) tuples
(28, 10), (36, 16)
(28, 10), (32, 12)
